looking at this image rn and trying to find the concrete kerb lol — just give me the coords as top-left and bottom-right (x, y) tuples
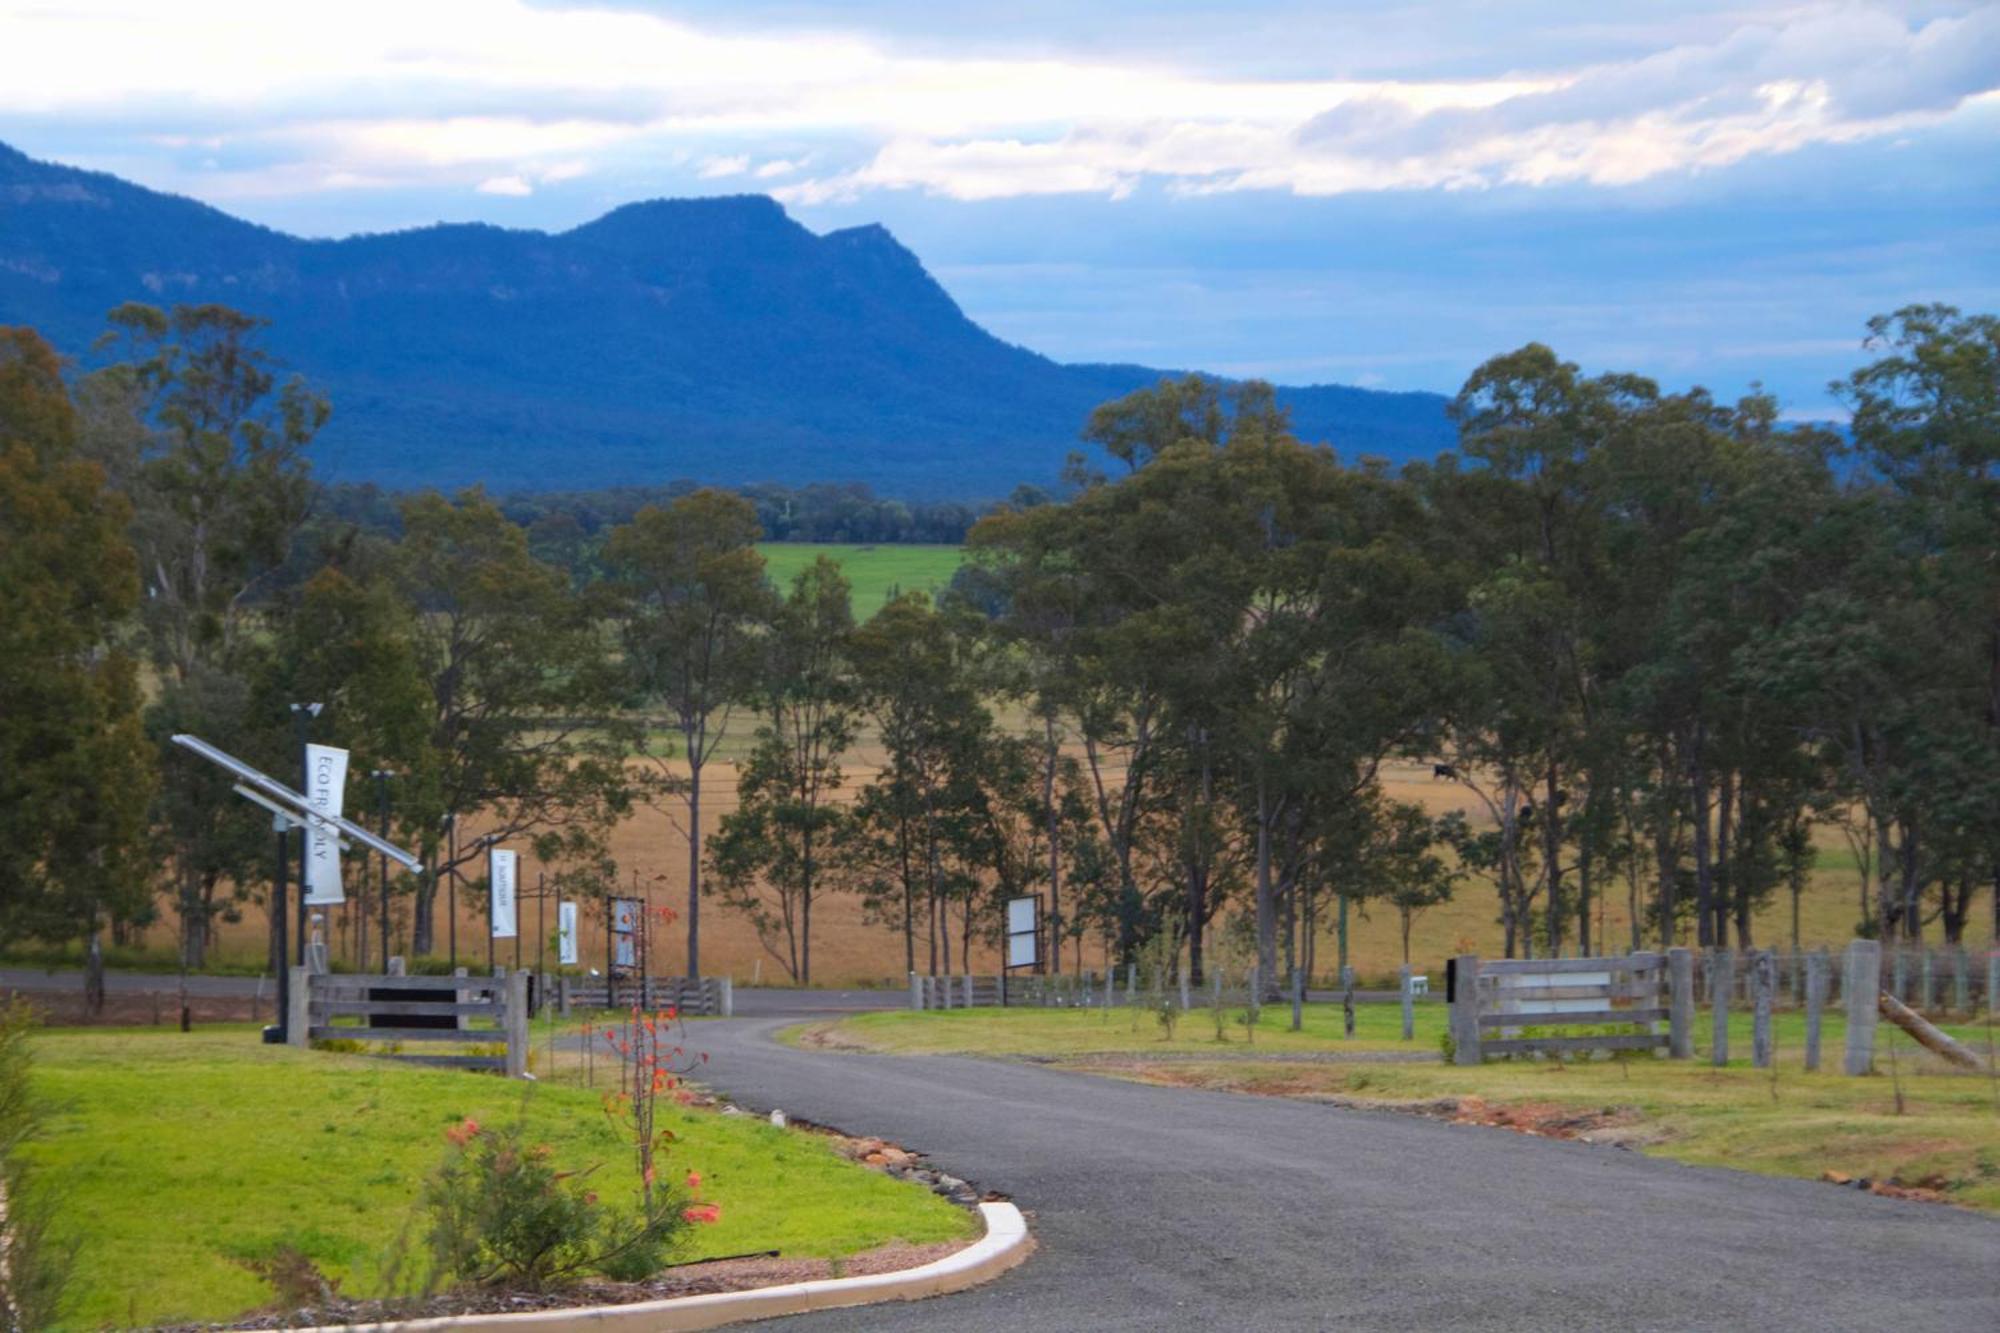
(291, 1201), (1031, 1333)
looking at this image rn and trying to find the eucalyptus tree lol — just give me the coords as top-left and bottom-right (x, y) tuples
(604, 490), (772, 978)
(389, 490), (632, 956)
(0, 328), (153, 975)
(708, 556), (856, 983)
(848, 592), (994, 974)
(1443, 345), (1664, 956)
(1836, 305), (2000, 939)
(79, 303), (324, 968)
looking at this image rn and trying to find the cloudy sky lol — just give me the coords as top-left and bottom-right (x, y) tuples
(2, 1), (1995, 414)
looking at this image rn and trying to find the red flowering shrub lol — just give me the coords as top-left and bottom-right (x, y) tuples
(421, 1118), (691, 1292)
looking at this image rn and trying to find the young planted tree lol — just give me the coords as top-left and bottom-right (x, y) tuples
(605, 491), (772, 979)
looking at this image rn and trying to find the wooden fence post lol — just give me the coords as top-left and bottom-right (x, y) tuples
(718, 975), (734, 1018)
(1751, 950), (1775, 1069)
(1709, 950), (1732, 1067)
(1290, 968), (1303, 1032)
(557, 975), (571, 1017)
(1179, 962), (1192, 1013)
(1126, 963), (1138, 1005)
(1920, 948), (1936, 1012)
(387, 956), (406, 977)
(1843, 939), (1881, 1076)
(1342, 967), (1355, 1038)
(910, 972), (922, 1010)
(1891, 947), (1908, 1003)
(287, 967), (311, 1048)
(1399, 964), (1415, 1042)
(1803, 949), (1828, 1071)
(1951, 948), (1967, 1015)
(1449, 955), (1481, 1066)
(1667, 947), (1693, 1059)
(504, 970), (529, 1079)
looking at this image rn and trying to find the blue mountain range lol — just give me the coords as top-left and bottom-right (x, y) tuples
(0, 141), (1454, 497)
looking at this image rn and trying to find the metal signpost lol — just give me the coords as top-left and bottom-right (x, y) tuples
(608, 895), (642, 1008)
(168, 734), (421, 1043)
(1002, 894), (1041, 1008)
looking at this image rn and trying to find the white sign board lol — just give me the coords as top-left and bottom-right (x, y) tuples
(1005, 895), (1037, 968)
(489, 848), (517, 938)
(301, 743), (348, 905)
(558, 900), (579, 965)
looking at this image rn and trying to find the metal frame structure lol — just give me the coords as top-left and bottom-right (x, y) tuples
(169, 734), (422, 1041)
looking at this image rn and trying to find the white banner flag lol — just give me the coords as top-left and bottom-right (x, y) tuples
(301, 743), (349, 905)
(558, 901), (579, 965)
(490, 848), (518, 939)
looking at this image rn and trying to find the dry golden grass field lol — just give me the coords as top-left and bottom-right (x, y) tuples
(144, 726), (1997, 987)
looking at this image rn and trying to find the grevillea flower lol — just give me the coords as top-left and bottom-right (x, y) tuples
(444, 1117), (480, 1146)
(682, 1203), (720, 1224)
(686, 1170), (702, 1191)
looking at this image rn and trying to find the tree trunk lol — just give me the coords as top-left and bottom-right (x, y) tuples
(1716, 770), (1737, 948)
(1254, 773), (1277, 991)
(1576, 810), (1593, 958)
(1543, 765), (1564, 957)
(1044, 714), (1062, 977)
(686, 748), (703, 980)
(1690, 741), (1714, 948)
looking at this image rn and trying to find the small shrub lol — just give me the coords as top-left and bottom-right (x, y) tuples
(422, 1118), (691, 1292)
(0, 999), (74, 1329)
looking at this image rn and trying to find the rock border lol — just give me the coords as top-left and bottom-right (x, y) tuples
(286, 1202), (1030, 1332)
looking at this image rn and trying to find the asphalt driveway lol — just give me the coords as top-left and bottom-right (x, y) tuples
(691, 1012), (2000, 1332)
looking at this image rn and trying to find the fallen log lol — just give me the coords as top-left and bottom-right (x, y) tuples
(1877, 992), (1981, 1070)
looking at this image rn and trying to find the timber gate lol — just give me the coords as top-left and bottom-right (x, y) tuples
(1448, 952), (1686, 1065)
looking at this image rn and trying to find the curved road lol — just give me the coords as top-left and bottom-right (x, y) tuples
(694, 1005), (2000, 1332)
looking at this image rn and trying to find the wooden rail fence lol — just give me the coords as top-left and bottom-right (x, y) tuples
(557, 975), (732, 1017)
(290, 967), (527, 1077)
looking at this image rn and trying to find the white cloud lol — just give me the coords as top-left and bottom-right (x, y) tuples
(697, 155), (750, 179)
(0, 1), (1991, 205)
(476, 174), (532, 196)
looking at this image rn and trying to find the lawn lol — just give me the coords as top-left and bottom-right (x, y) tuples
(802, 1001), (1995, 1062)
(26, 1025), (972, 1328)
(1101, 1050), (2000, 1212)
(804, 1006), (2000, 1213)
(758, 543), (964, 618)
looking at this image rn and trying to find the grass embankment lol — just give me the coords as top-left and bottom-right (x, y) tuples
(804, 1005), (2000, 1211)
(807, 1001), (1451, 1056)
(27, 1025), (972, 1328)
(758, 543), (964, 618)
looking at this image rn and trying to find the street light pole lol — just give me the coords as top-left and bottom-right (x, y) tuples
(372, 770), (395, 968)
(445, 813), (459, 971)
(270, 812), (290, 1042)
(289, 702), (322, 967)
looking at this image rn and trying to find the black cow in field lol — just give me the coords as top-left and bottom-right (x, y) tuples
(1432, 764), (1458, 781)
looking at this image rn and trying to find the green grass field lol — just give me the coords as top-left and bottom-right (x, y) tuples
(758, 543), (964, 618)
(26, 1026), (971, 1327)
(800, 1001), (1995, 1061)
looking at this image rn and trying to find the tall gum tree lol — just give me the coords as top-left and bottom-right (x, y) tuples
(605, 490), (770, 979)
